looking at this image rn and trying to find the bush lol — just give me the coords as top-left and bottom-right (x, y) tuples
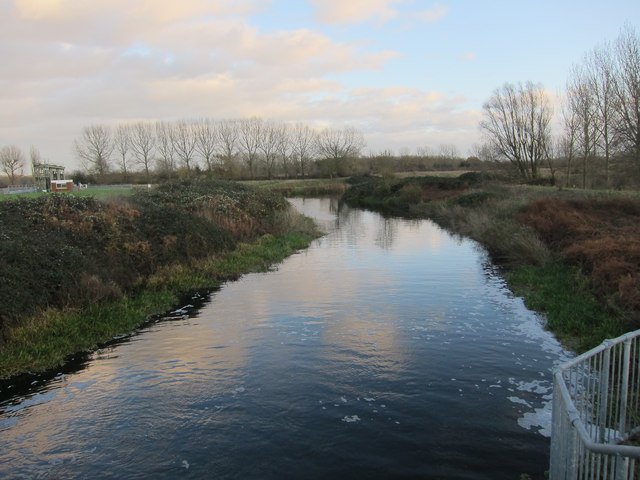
(452, 191), (494, 207)
(0, 179), (292, 330)
(520, 197), (640, 320)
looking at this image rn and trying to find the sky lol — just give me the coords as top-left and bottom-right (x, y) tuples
(1, 0), (639, 171)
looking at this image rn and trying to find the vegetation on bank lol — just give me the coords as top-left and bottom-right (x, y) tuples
(0, 179), (318, 378)
(343, 174), (640, 352)
(243, 177), (348, 197)
(0, 187), (138, 202)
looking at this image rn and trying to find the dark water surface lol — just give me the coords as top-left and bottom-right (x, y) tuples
(0, 198), (571, 479)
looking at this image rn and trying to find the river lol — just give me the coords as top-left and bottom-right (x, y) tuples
(0, 198), (571, 479)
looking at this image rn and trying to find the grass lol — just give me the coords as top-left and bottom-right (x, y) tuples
(506, 264), (626, 352)
(242, 177), (348, 197)
(0, 290), (177, 376)
(0, 232), (314, 378)
(0, 188), (135, 201)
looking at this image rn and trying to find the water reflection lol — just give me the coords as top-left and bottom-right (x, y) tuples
(0, 198), (571, 479)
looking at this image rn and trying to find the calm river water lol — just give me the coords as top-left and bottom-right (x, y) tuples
(0, 198), (572, 479)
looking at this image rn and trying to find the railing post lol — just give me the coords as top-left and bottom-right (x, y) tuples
(550, 370), (566, 479)
(619, 338), (632, 436)
(600, 344), (611, 444)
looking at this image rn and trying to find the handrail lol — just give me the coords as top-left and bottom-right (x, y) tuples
(550, 329), (640, 479)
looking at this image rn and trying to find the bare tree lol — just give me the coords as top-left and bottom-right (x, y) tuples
(612, 24), (640, 168)
(173, 120), (198, 171)
(155, 121), (176, 176)
(589, 44), (617, 187)
(416, 146), (433, 157)
(480, 82), (553, 180)
(291, 123), (315, 178)
(259, 120), (280, 179)
(275, 123), (294, 178)
(194, 118), (218, 171)
(216, 119), (239, 177)
(315, 126), (365, 177)
(217, 118), (238, 160)
(560, 93), (580, 188)
(74, 124), (113, 177)
(29, 146), (42, 168)
(238, 117), (263, 179)
(566, 65), (600, 188)
(0, 145), (25, 184)
(130, 121), (156, 181)
(438, 143), (459, 160)
(114, 124), (132, 181)
(471, 143), (498, 163)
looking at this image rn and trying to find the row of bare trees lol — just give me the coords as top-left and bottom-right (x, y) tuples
(0, 146), (47, 185)
(561, 24), (640, 188)
(74, 118), (366, 181)
(480, 25), (640, 187)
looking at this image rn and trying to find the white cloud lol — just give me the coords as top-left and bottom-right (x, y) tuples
(310, 0), (402, 24)
(13, 0), (265, 23)
(459, 52), (477, 62)
(417, 3), (449, 23)
(289, 86), (482, 155)
(0, 0), (482, 169)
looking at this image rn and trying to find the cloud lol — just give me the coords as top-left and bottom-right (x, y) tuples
(1, 0), (410, 166)
(417, 3), (448, 23)
(291, 86), (481, 154)
(310, 0), (402, 24)
(0, 0), (482, 169)
(459, 52), (477, 62)
(13, 0), (264, 23)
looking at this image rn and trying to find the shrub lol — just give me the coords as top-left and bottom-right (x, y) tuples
(520, 197), (640, 320)
(0, 179), (292, 331)
(452, 191), (494, 207)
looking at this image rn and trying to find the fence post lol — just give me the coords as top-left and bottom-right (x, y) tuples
(599, 344), (611, 444)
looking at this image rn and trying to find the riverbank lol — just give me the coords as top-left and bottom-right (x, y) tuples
(342, 174), (640, 352)
(0, 179), (319, 378)
(243, 177), (348, 197)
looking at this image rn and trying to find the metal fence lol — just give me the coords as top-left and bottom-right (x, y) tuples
(551, 330), (640, 479)
(1, 184), (38, 195)
(86, 184), (133, 190)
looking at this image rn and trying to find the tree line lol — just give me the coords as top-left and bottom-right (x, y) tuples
(73, 118), (366, 182)
(0, 146), (46, 185)
(480, 24), (640, 188)
(5, 25), (638, 189)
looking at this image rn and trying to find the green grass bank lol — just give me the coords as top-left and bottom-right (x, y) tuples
(242, 177), (348, 197)
(0, 179), (319, 378)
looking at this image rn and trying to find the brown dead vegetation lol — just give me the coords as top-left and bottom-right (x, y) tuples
(520, 197), (640, 318)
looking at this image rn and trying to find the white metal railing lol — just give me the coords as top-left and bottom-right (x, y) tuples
(551, 330), (640, 479)
(2, 184), (38, 194)
(86, 184), (133, 190)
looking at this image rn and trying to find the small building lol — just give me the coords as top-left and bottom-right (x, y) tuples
(32, 162), (66, 192)
(50, 179), (74, 192)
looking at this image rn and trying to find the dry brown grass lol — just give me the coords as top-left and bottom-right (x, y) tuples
(520, 197), (640, 317)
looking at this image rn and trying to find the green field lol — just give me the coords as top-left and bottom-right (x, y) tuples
(0, 187), (136, 201)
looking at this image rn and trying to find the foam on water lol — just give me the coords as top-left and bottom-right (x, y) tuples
(342, 415), (361, 423)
